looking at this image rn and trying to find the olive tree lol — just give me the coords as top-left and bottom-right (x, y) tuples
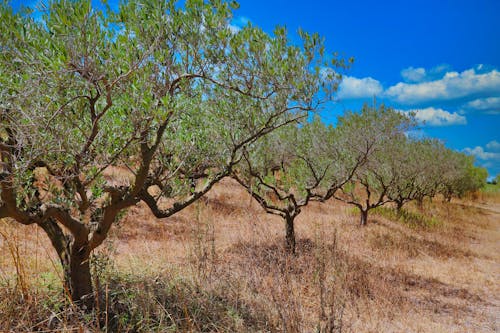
(374, 133), (487, 211)
(333, 104), (413, 225)
(232, 116), (361, 253)
(385, 138), (442, 211)
(0, 0), (341, 307)
(406, 141), (487, 205)
(439, 151), (487, 201)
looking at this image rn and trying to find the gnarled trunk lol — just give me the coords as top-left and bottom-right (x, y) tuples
(39, 220), (94, 309)
(69, 241), (93, 308)
(285, 214), (296, 254)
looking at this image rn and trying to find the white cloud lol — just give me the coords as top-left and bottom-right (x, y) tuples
(463, 146), (500, 161)
(401, 67), (426, 83)
(400, 64), (452, 83)
(466, 97), (500, 113)
(385, 68), (500, 104)
(486, 140), (500, 151)
(402, 107), (466, 126)
(337, 76), (383, 99)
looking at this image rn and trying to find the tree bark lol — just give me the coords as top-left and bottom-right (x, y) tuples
(38, 220), (94, 309)
(416, 198), (424, 211)
(69, 241), (93, 309)
(360, 209), (368, 226)
(285, 214), (296, 254)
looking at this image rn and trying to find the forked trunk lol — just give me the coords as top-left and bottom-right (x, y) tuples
(360, 209), (368, 226)
(285, 214), (296, 254)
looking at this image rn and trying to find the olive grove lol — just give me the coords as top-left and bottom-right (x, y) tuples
(330, 105), (487, 225)
(0, 0), (343, 307)
(0, 0), (488, 314)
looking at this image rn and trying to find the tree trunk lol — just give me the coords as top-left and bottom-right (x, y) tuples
(69, 241), (93, 308)
(39, 221), (94, 310)
(360, 209), (368, 226)
(285, 215), (296, 254)
(396, 201), (404, 212)
(416, 198), (424, 211)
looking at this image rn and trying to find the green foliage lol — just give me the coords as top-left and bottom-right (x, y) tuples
(438, 151), (488, 199)
(334, 104), (488, 213)
(0, 0), (344, 301)
(482, 183), (500, 193)
(0, 0), (341, 222)
(234, 115), (349, 216)
(334, 104), (415, 213)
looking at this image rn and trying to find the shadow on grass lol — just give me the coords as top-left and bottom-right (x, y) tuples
(372, 206), (442, 229)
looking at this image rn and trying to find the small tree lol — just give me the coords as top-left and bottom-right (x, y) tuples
(0, 0), (342, 307)
(333, 104), (413, 225)
(232, 117), (359, 253)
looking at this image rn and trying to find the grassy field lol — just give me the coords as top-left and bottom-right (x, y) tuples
(1, 178), (499, 332)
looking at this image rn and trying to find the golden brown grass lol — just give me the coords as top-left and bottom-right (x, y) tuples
(1, 178), (499, 332)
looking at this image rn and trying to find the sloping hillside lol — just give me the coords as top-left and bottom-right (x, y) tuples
(1, 178), (499, 332)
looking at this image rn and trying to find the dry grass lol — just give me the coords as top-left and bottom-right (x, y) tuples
(1, 178), (499, 332)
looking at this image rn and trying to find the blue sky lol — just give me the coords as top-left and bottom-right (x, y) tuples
(232, 0), (500, 178)
(9, 0), (500, 178)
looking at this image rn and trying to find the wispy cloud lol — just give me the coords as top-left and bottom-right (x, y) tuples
(465, 97), (500, 114)
(400, 64), (451, 83)
(485, 140), (500, 151)
(337, 76), (383, 99)
(463, 146), (500, 161)
(401, 107), (466, 126)
(400, 67), (426, 83)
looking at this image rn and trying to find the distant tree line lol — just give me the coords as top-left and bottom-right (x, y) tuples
(0, 0), (487, 309)
(233, 104), (488, 253)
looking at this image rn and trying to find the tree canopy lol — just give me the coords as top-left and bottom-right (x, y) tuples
(0, 0), (343, 305)
(232, 116), (360, 252)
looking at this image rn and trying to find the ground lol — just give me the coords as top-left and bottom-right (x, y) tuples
(1, 178), (499, 332)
